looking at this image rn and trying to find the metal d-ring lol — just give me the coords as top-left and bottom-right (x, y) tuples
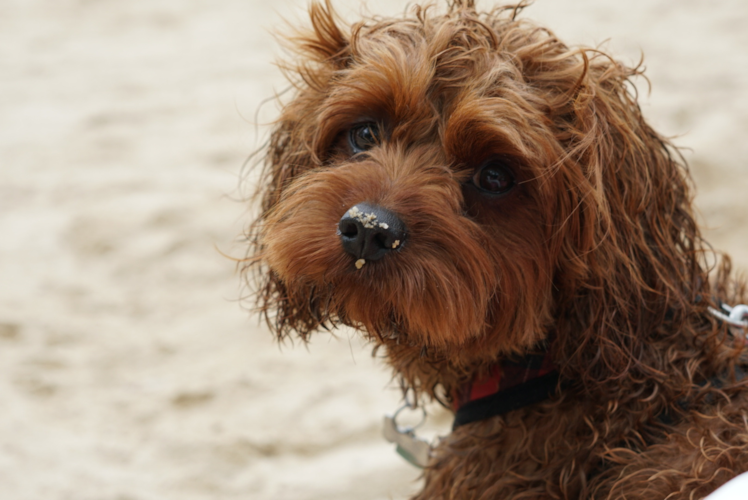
(383, 401), (432, 469)
(391, 401), (427, 432)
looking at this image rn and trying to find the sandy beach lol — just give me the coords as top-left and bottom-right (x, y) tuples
(1, 1), (746, 499)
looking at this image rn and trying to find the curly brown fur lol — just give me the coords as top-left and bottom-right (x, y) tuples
(242, 1), (748, 498)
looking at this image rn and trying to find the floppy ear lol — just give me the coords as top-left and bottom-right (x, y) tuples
(297, 0), (350, 66)
(263, 0), (351, 210)
(245, 1), (350, 341)
(539, 50), (717, 393)
(277, 0), (350, 88)
(246, 114), (332, 341)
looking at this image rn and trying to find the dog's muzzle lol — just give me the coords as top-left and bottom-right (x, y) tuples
(337, 202), (407, 263)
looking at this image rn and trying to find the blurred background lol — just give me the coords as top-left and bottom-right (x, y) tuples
(1, 1), (746, 499)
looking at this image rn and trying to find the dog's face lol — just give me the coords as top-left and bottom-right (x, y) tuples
(250, 2), (701, 376)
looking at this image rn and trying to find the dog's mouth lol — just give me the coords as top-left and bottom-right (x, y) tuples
(337, 202), (408, 268)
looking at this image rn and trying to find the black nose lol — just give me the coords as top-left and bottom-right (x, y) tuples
(338, 203), (407, 261)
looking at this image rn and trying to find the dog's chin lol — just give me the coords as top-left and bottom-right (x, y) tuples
(264, 248), (496, 349)
(335, 266), (492, 349)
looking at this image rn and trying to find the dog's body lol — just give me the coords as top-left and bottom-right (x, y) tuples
(246, 1), (748, 498)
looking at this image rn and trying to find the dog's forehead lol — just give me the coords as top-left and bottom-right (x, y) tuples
(343, 16), (515, 108)
(313, 16), (543, 161)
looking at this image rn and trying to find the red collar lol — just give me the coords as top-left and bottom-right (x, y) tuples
(451, 348), (559, 428)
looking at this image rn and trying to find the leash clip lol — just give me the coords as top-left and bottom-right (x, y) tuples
(383, 402), (432, 468)
(709, 302), (748, 336)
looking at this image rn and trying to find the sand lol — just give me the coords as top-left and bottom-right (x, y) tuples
(1, 1), (746, 499)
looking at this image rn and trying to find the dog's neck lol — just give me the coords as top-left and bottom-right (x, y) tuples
(381, 330), (561, 412)
(449, 344), (559, 428)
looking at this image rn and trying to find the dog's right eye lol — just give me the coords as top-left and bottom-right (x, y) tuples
(348, 123), (381, 154)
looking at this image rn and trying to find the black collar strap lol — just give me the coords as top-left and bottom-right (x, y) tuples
(451, 301), (748, 430)
(452, 349), (559, 429)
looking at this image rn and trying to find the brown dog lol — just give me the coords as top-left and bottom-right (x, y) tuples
(244, 1), (748, 498)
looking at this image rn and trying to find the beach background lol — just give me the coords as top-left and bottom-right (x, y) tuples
(1, 0), (747, 499)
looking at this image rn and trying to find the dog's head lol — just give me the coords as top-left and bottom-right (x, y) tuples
(246, 1), (711, 388)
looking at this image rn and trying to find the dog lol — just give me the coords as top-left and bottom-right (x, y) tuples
(244, 1), (748, 498)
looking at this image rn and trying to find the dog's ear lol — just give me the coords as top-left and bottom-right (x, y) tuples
(262, 1), (350, 197)
(539, 50), (715, 393)
(305, 0), (349, 65)
(247, 101), (325, 343)
(285, 0), (350, 71)
(256, 3), (349, 235)
(247, 112), (327, 341)
(246, 2), (351, 342)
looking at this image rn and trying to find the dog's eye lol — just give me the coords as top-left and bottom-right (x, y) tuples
(348, 123), (381, 154)
(473, 160), (515, 194)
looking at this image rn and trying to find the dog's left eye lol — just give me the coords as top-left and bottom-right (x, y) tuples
(348, 123), (381, 154)
(473, 160), (515, 194)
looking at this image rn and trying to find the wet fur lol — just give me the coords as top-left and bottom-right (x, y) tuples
(243, 1), (748, 498)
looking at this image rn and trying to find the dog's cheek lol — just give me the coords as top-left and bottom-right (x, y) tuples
(490, 251), (555, 349)
(456, 191), (556, 350)
(394, 236), (498, 347)
(260, 169), (357, 282)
